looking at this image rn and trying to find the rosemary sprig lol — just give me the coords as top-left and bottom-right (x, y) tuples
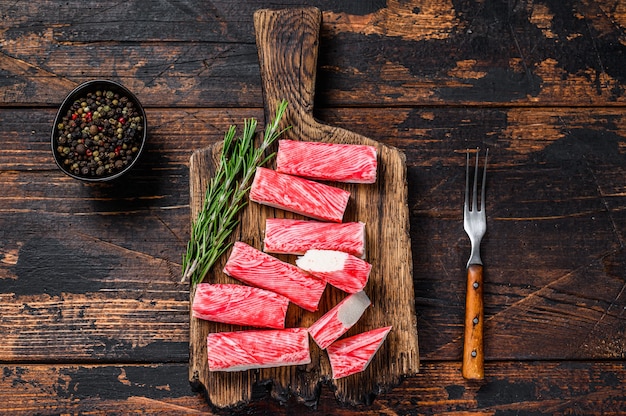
(182, 100), (289, 285)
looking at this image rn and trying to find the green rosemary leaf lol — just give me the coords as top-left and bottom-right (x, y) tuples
(182, 100), (290, 285)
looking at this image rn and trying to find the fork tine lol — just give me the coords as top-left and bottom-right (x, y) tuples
(465, 151), (470, 210)
(481, 148), (488, 212)
(472, 148), (479, 212)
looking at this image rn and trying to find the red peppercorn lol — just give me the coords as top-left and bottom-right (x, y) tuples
(118, 117), (126, 124)
(86, 149), (92, 157)
(114, 146), (121, 156)
(71, 113), (78, 120)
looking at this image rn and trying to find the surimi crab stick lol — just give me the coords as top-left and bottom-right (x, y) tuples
(263, 219), (366, 259)
(326, 326), (392, 379)
(296, 249), (372, 294)
(192, 283), (289, 329)
(207, 328), (311, 371)
(275, 140), (377, 184)
(223, 241), (326, 312)
(307, 291), (371, 349)
(249, 167), (350, 223)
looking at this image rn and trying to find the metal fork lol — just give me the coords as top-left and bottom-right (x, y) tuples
(462, 147), (488, 380)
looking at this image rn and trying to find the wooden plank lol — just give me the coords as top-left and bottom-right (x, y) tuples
(0, 299), (188, 361)
(0, 219), (193, 363)
(0, 364), (211, 415)
(188, 7), (419, 408)
(0, 107), (262, 173)
(0, 0), (383, 43)
(1, 362), (625, 414)
(3, 106), (626, 172)
(2, 1), (626, 107)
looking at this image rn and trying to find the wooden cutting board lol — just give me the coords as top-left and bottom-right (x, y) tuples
(188, 7), (419, 409)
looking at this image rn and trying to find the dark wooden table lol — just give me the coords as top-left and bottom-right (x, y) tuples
(2, 1), (626, 414)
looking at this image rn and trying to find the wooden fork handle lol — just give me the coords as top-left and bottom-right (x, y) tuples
(463, 263), (484, 379)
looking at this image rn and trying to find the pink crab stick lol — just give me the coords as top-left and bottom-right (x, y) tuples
(263, 218), (366, 259)
(223, 241), (326, 312)
(207, 328), (311, 371)
(307, 291), (371, 349)
(249, 167), (350, 223)
(275, 140), (377, 184)
(192, 283), (289, 329)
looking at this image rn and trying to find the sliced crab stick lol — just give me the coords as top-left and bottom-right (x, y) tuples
(249, 167), (350, 223)
(326, 326), (392, 379)
(296, 249), (372, 294)
(263, 218), (366, 258)
(192, 283), (289, 329)
(307, 291), (371, 349)
(276, 140), (377, 184)
(223, 241), (326, 312)
(207, 328), (311, 372)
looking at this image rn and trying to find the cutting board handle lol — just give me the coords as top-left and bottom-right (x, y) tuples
(254, 7), (321, 140)
(254, 7), (374, 146)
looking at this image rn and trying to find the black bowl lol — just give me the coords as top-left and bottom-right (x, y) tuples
(51, 80), (147, 182)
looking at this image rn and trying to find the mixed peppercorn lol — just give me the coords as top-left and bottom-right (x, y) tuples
(54, 89), (144, 178)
